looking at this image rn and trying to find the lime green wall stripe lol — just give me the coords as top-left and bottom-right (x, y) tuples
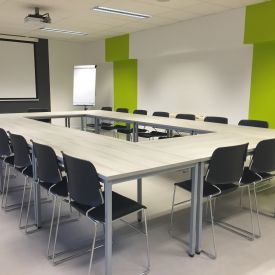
(245, 1), (275, 128)
(244, 0), (275, 44)
(249, 42), (275, 128)
(113, 60), (137, 113)
(105, 34), (137, 112)
(105, 34), (129, 62)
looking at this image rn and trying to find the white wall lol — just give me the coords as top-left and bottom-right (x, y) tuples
(130, 8), (253, 124)
(48, 39), (113, 127)
(48, 8), (253, 125)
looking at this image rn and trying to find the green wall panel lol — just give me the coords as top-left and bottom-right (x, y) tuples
(249, 41), (275, 128)
(245, 0), (275, 44)
(113, 59), (137, 112)
(105, 34), (137, 113)
(105, 34), (129, 62)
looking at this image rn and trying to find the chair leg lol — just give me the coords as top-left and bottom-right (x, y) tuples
(3, 166), (11, 209)
(88, 222), (98, 275)
(240, 188), (244, 208)
(1, 164), (8, 206)
(205, 199), (210, 222)
(247, 186), (255, 240)
(19, 177), (28, 228)
(143, 208), (150, 273)
(52, 200), (62, 264)
(47, 196), (57, 258)
(0, 161), (6, 193)
(170, 185), (176, 230)
(209, 197), (217, 259)
(25, 181), (33, 233)
(253, 183), (261, 238)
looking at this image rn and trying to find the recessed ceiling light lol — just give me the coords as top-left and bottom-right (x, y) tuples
(92, 6), (151, 19)
(40, 27), (88, 36)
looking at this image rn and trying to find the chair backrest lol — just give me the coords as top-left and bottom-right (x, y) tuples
(116, 108), (128, 113)
(153, 111), (169, 118)
(0, 128), (11, 157)
(204, 116), (228, 124)
(27, 108), (51, 123)
(62, 152), (103, 207)
(32, 141), (62, 184)
(133, 109), (147, 115)
(101, 107), (112, 111)
(206, 143), (248, 185)
(176, 114), (196, 120)
(238, 119), (268, 128)
(250, 139), (275, 173)
(9, 132), (31, 168)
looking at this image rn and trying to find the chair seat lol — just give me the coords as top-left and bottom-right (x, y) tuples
(17, 165), (33, 178)
(114, 125), (127, 130)
(40, 176), (68, 197)
(150, 131), (168, 137)
(138, 132), (153, 139)
(87, 123), (103, 128)
(4, 155), (14, 165)
(71, 191), (146, 223)
(101, 123), (115, 131)
(117, 128), (132, 134)
(175, 179), (238, 197)
(241, 167), (273, 185)
(138, 128), (147, 133)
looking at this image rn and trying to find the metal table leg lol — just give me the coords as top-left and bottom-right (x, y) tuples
(196, 162), (205, 254)
(137, 178), (142, 222)
(126, 123), (131, 141)
(133, 123), (139, 143)
(94, 117), (100, 134)
(67, 117), (71, 128)
(104, 180), (113, 275)
(81, 117), (84, 131)
(65, 117), (68, 128)
(32, 150), (41, 228)
(189, 163), (199, 257)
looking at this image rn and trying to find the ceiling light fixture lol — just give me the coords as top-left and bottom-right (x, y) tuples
(92, 6), (151, 19)
(40, 27), (88, 36)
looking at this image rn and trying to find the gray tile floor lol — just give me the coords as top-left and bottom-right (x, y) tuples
(1, 168), (275, 275)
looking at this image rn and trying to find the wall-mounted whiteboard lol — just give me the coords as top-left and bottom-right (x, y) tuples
(73, 65), (96, 106)
(0, 40), (36, 99)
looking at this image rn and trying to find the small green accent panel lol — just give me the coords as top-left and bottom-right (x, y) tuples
(245, 0), (275, 44)
(105, 34), (129, 62)
(113, 59), (137, 113)
(249, 41), (275, 128)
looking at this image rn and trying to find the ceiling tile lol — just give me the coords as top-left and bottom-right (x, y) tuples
(0, 0), (270, 42)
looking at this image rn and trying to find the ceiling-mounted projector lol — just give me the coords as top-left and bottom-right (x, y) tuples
(24, 7), (51, 25)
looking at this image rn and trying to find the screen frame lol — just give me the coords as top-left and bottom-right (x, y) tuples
(0, 38), (38, 101)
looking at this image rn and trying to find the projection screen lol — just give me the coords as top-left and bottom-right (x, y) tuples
(0, 40), (37, 100)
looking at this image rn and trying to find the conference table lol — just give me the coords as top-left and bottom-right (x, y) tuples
(1, 110), (275, 275)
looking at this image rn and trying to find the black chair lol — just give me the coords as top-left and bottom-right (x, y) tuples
(5, 133), (32, 223)
(240, 138), (275, 238)
(30, 141), (69, 257)
(61, 152), (150, 275)
(139, 112), (169, 139)
(176, 114), (196, 120)
(27, 108), (51, 123)
(204, 116), (228, 124)
(171, 143), (248, 258)
(173, 114), (196, 137)
(238, 119), (268, 128)
(114, 108), (129, 131)
(87, 107), (112, 129)
(0, 129), (14, 196)
(101, 107), (129, 132)
(117, 109), (148, 139)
